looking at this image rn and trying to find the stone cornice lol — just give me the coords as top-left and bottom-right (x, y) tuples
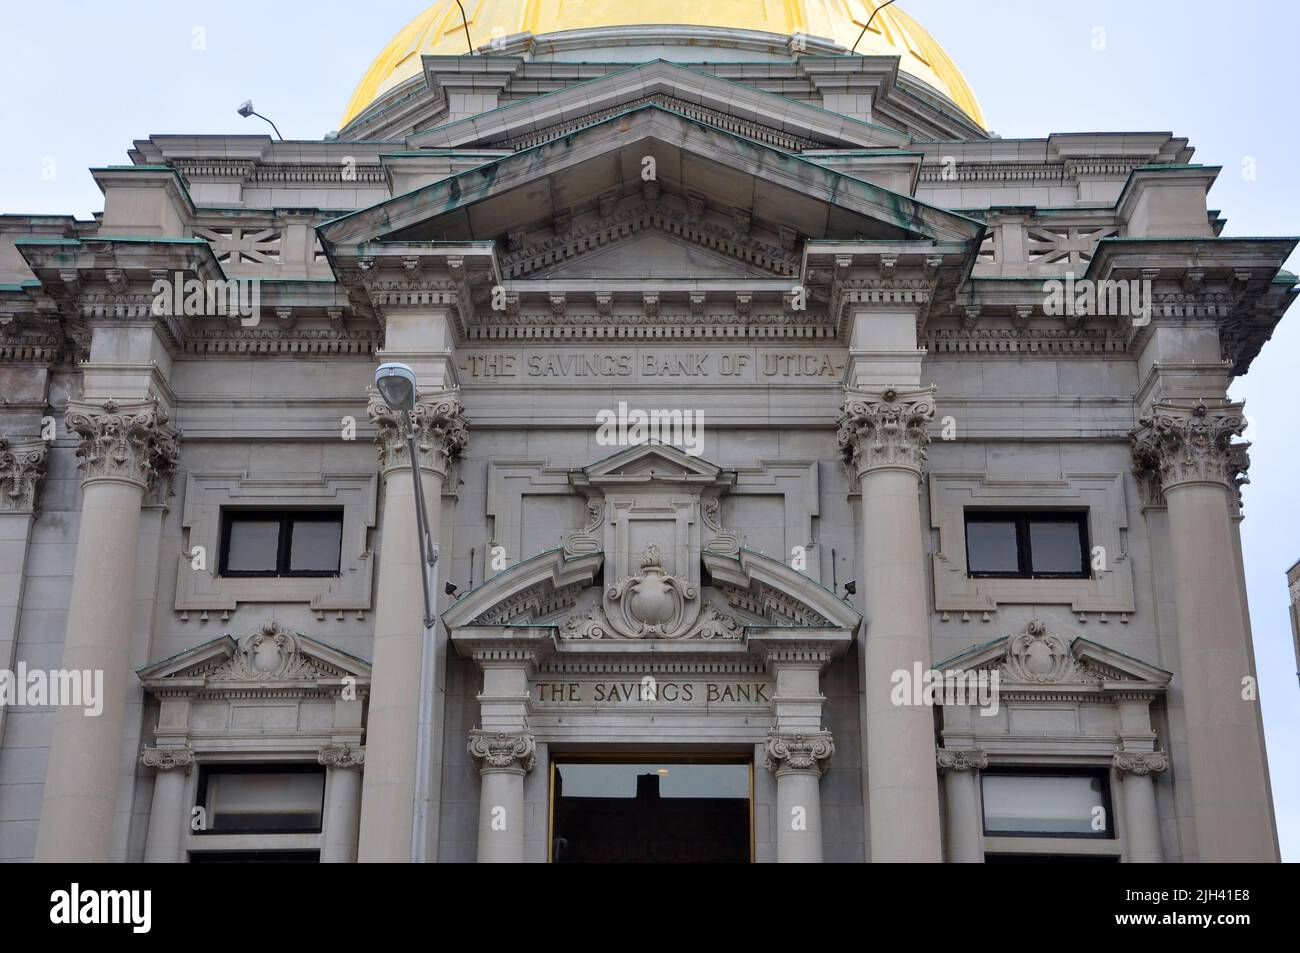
(0, 437), (48, 514)
(838, 384), (936, 478)
(66, 398), (179, 492)
(765, 729), (834, 777)
(467, 729), (536, 774)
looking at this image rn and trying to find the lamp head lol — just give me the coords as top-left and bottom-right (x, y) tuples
(375, 362), (417, 412)
(237, 100), (256, 118)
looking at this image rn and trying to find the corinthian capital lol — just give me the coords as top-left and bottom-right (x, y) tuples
(140, 745), (194, 773)
(0, 437), (48, 513)
(837, 384), (936, 477)
(367, 388), (469, 474)
(1130, 400), (1249, 501)
(1112, 751), (1169, 777)
(66, 399), (179, 491)
(467, 729), (536, 774)
(765, 730), (834, 777)
(936, 748), (989, 772)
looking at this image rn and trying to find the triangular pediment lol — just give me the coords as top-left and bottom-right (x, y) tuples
(531, 230), (777, 279)
(573, 442), (730, 488)
(319, 105), (981, 265)
(935, 619), (1172, 689)
(137, 621), (371, 691)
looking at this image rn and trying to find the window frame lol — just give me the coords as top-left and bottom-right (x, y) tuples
(980, 768), (1115, 840)
(964, 509), (1091, 580)
(218, 508), (343, 579)
(194, 762), (327, 836)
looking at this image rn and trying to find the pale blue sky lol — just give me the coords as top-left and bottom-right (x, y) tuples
(2, 1), (1297, 859)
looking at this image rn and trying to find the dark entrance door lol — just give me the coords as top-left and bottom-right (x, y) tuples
(550, 760), (751, 863)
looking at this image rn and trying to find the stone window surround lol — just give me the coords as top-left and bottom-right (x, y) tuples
(929, 472), (1135, 622)
(175, 471), (378, 616)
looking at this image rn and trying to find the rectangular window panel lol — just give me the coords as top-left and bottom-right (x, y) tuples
(982, 773), (1111, 837)
(965, 510), (1089, 579)
(200, 767), (325, 834)
(966, 519), (1020, 574)
(551, 760), (752, 863)
(289, 518), (343, 573)
(225, 519), (281, 573)
(220, 510), (342, 578)
(1029, 519), (1086, 575)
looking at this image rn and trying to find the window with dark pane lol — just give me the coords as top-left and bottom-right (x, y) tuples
(219, 510), (343, 577)
(964, 510), (1089, 579)
(195, 764), (325, 835)
(981, 771), (1113, 838)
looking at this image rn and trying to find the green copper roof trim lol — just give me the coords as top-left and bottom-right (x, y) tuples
(324, 102), (983, 243)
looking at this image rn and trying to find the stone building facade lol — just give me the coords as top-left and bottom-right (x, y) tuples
(0, 1), (1288, 862)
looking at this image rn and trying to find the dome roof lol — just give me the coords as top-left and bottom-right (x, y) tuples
(340, 0), (984, 129)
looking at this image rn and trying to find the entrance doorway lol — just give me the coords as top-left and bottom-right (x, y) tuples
(549, 758), (752, 863)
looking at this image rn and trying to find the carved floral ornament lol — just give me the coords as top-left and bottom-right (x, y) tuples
(367, 388), (469, 473)
(936, 748), (989, 772)
(560, 544), (741, 641)
(837, 385), (936, 477)
(318, 744), (365, 769)
(765, 730), (834, 776)
(0, 437), (48, 512)
(467, 730), (536, 773)
(65, 398), (179, 491)
(141, 746), (194, 773)
(1112, 751), (1169, 776)
(1130, 400), (1250, 502)
(210, 620), (332, 681)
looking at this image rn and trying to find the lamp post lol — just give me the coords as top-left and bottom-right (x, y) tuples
(374, 362), (440, 862)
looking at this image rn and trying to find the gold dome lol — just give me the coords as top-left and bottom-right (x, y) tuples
(340, 0), (985, 129)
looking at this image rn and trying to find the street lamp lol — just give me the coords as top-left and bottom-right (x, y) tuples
(374, 361), (439, 862)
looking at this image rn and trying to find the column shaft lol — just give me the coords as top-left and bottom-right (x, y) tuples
(938, 751), (985, 863)
(1165, 482), (1274, 860)
(476, 768), (527, 863)
(36, 479), (144, 861)
(860, 466), (942, 861)
(141, 748), (192, 863)
(322, 764), (363, 863)
(357, 464), (442, 861)
(774, 769), (824, 863)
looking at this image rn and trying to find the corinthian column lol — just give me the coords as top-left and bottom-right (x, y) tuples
(766, 730), (834, 863)
(140, 745), (193, 863)
(936, 748), (987, 863)
(468, 730), (535, 863)
(357, 390), (467, 862)
(838, 385), (942, 862)
(1131, 400), (1277, 861)
(1113, 751), (1168, 862)
(36, 399), (177, 862)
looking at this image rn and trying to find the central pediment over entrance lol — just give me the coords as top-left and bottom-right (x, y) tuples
(442, 444), (859, 644)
